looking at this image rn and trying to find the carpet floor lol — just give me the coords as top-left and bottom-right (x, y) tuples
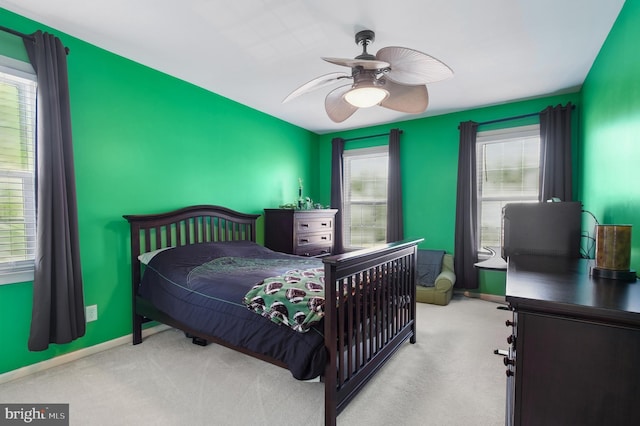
(0, 294), (510, 426)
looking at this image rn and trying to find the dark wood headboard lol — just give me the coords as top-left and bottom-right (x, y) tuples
(123, 204), (260, 288)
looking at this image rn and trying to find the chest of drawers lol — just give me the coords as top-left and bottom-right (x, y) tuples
(264, 208), (338, 257)
(503, 255), (640, 425)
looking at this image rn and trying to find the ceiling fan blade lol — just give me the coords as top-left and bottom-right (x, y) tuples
(325, 85), (358, 123)
(322, 57), (390, 70)
(379, 80), (429, 113)
(283, 72), (351, 103)
(376, 46), (453, 85)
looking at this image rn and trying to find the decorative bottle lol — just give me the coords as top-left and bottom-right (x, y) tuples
(298, 178), (304, 209)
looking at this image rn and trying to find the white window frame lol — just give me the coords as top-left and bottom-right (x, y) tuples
(342, 145), (389, 249)
(0, 56), (37, 285)
(476, 124), (540, 256)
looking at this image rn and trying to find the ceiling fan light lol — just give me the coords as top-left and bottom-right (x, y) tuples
(344, 86), (389, 108)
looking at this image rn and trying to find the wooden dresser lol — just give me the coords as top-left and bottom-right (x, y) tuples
(503, 255), (640, 425)
(264, 209), (338, 257)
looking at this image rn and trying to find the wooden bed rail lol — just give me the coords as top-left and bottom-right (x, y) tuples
(322, 238), (422, 426)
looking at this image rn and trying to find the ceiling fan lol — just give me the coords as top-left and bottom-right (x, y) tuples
(283, 29), (453, 123)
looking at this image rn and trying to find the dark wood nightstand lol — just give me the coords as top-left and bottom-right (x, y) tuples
(264, 208), (338, 257)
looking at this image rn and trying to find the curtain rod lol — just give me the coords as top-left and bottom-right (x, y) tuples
(0, 25), (35, 42)
(475, 104), (576, 127)
(343, 130), (403, 142)
(477, 112), (539, 127)
(0, 25), (70, 55)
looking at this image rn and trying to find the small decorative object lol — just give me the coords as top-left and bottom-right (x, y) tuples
(278, 178), (325, 210)
(592, 224), (636, 281)
(298, 178), (304, 209)
(279, 203), (297, 209)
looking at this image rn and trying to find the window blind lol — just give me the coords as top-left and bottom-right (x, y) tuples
(0, 64), (37, 284)
(343, 145), (389, 248)
(476, 124), (540, 250)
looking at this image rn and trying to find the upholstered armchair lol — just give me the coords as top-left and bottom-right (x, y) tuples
(416, 251), (456, 306)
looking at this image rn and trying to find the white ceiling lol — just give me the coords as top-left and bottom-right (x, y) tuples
(0, 0), (626, 134)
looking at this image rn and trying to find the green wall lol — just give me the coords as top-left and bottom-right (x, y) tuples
(317, 92), (581, 295)
(0, 9), (318, 374)
(2, 0), (637, 376)
(580, 0), (640, 273)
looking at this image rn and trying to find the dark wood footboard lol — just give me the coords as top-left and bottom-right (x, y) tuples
(322, 239), (422, 426)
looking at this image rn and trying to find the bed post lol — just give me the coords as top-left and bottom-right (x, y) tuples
(323, 259), (338, 426)
(123, 217), (144, 345)
(128, 220), (144, 345)
(410, 244), (418, 344)
(132, 313), (143, 345)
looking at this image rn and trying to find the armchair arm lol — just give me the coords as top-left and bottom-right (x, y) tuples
(434, 270), (456, 291)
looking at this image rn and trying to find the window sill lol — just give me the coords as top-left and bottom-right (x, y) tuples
(0, 270), (34, 285)
(475, 246), (508, 270)
(477, 246), (501, 261)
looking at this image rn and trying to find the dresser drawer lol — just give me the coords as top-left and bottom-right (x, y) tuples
(294, 245), (333, 257)
(296, 232), (333, 247)
(294, 217), (334, 233)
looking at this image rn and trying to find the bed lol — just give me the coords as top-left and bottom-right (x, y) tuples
(124, 205), (422, 426)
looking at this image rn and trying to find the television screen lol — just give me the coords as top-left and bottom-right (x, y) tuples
(501, 202), (582, 260)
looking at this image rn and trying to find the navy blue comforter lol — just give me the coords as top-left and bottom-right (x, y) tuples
(139, 241), (326, 380)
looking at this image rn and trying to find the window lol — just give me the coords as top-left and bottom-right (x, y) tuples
(476, 124), (540, 252)
(343, 146), (388, 249)
(0, 59), (37, 284)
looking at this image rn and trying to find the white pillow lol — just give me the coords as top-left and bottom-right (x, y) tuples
(138, 247), (174, 265)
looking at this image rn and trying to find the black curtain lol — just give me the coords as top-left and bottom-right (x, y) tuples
(25, 31), (85, 351)
(539, 103), (573, 202)
(454, 121), (479, 289)
(386, 128), (403, 242)
(330, 138), (345, 254)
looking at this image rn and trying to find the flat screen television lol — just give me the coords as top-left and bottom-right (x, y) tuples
(501, 201), (582, 260)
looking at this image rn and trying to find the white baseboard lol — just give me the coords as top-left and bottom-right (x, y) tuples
(460, 290), (507, 305)
(0, 324), (171, 385)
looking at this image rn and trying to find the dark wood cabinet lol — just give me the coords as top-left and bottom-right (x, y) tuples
(504, 255), (640, 426)
(264, 209), (337, 257)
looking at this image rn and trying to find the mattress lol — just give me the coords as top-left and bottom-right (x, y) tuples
(138, 240), (327, 380)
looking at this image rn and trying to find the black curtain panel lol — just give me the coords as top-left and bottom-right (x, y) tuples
(330, 137), (345, 254)
(454, 121), (479, 289)
(539, 103), (573, 202)
(386, 128), (404, 242)
(25, 31), (85, 351)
